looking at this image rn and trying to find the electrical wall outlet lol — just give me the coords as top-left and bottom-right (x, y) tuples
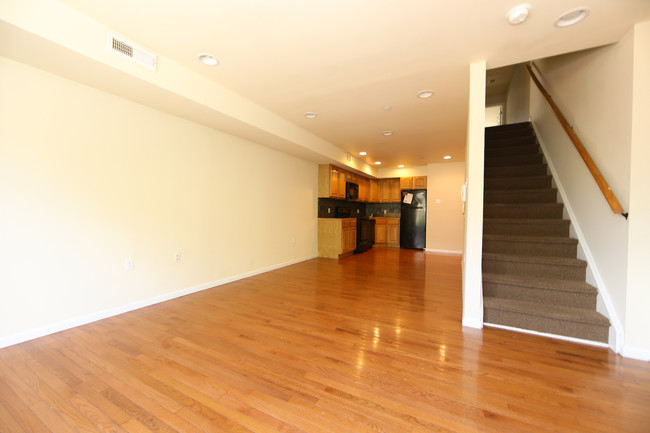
(174, 252), (181, 263)
(125, 259), (134, 271)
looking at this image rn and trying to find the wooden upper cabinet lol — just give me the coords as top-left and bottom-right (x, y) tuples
(369, 179), (380, 202)
(379, 178), (400, 203)
(400, 177), (413, 190)
(358, 177), (369, 202)
(337, 170), (347, 198)
(318, 165), (346, 199)
(379, 179), (391, 203)
(400, 176), (427, 190)
(389, 178), (401, 202)
(413, 176), (427, 189)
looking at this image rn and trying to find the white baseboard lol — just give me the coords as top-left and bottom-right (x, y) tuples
(0, 255), (316, 349)
(425, 248), (463, 255)
(462, 317), (483, 329)
(622, 345), (650, 362)
(484, 322), (609, 348)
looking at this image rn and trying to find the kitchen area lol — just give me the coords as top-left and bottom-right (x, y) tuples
(317, 164), (427, 259)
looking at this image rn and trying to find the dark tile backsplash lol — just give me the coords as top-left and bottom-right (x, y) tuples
(318, 198), (401, 218)
(366, 203), (401, 218)
(318, 198), (365, 218)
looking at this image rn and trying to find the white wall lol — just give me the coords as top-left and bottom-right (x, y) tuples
(0, 56), (318, 346)
(505, 64), (530, 124)
(624, 21), (650, 360)
(426, 162), (465, 253)
(378, 166), (428, 178)
(462, 61), (486, 329)
(529, 31), (634, 352)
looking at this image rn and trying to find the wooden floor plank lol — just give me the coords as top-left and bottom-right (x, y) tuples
(1, 249), (649, 432)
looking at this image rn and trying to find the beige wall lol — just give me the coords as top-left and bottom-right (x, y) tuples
(426, 162), (465, 253)
(505, 64), (530, 124)
(378, 166), (428, 178)
(624, 21), (650, 360)
(0, 56), (318, 346)
(530, 29), (635, 353)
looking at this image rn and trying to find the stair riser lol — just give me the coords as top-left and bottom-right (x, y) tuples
(485, 138), (536, 149)
(485, 144), (539, 157)
(485, 177), (552, 190)
(484, 190), (557, 203)
(483, 258), (586, 280)
(485, 124), (533, 138)
(485, 165), (547, 178)
(483, 308), (609, 342)
(483, 282), (596, 309)
(483, 240), (577, 258)
(483, 205), (563, 219)
(485, 154), (543, 167)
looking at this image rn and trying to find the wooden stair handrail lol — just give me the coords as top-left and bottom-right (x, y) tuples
(525, 64), (627, 218)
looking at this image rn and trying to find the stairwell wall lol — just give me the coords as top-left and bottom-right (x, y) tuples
(505, 64), (530, 124)
(529, 28), (636, 354)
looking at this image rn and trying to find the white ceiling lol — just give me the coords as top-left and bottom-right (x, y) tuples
(30, 1), (650, 167)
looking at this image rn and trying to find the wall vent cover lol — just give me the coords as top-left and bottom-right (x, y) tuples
(107, 33), (157, 71)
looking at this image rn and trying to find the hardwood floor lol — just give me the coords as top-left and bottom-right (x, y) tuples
(1, 248), (649, 433)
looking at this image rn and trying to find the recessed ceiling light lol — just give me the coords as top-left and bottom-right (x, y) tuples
(555, 7), (590, 28)
(383, 131), (393, 136)
(198, 53), (218, 66)
(359, 151), (367, 156)
(443, 155), (452, 160)
(417, 90), (434, 99)
(506, 4), (531, 25)
(304, 112), (317, 119)
(397, 164), (405, 168)
(374, 161), (382, 165)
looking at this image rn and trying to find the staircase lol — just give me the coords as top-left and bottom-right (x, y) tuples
(482, 122), (610, 343)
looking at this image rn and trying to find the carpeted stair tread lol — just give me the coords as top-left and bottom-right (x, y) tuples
(485, 154), (543, 167)
(484, 188), (558, 203)
(485, 137), (536, 148)
(483, 234), (577, 245)
(482, 273), (596, 294)
(484, 218), (570, 228)
(483, 297), (610, 326)
(485, 164), (548, 177)
(485, 144), (539, 157)
(483, 252), (586, 268)
(483, 203), (564, 219)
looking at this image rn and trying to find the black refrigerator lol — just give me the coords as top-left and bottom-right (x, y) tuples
(400, 189), (426, 250)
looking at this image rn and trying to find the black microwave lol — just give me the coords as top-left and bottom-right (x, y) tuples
(346, 182), (359, 200)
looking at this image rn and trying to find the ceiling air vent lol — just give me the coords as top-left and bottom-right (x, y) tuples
(107, 33), (157, 71)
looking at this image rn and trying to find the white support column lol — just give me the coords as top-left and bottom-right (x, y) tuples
(462, 60), (486, 328)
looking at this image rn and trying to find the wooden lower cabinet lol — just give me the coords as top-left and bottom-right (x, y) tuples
(318, 218), (356, 259)
(374, 218), (387, 244)
(373, 217), (400, 247)
(387, 218), (400, 247)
